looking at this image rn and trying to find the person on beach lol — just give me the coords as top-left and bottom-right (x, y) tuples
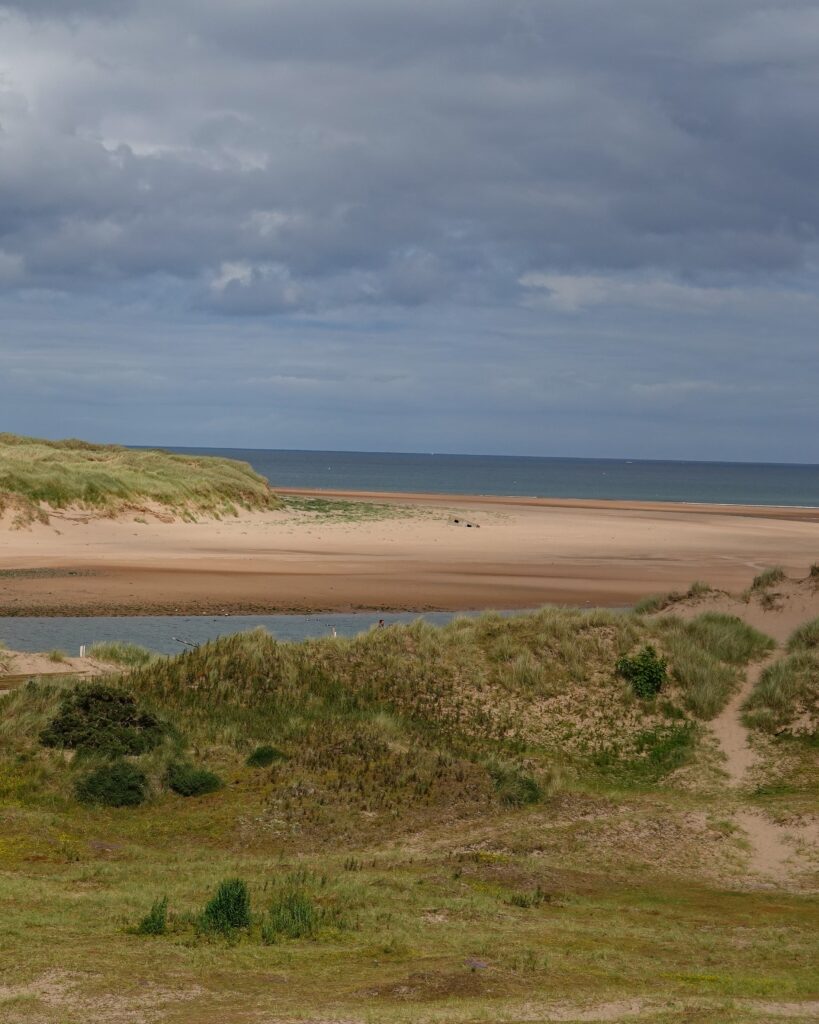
(377, 618), (385, 629)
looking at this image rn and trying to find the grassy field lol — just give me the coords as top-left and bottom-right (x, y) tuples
(0, 433), (280, 524)
(2, 608), (815, 1022)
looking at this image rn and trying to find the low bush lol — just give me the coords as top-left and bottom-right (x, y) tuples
(246, 744), (285, 768)
(40, 684), (166, 755)
(594, 723), (696, 783)
(48, 649), (68, 664)
(487, 762), (542, 807)
(200, 878), (251, 935)
(135, 896), (168, 935)
(166, 761), (222, 797)
(75, 759), (148, 807)
(616, 645), (667, 699)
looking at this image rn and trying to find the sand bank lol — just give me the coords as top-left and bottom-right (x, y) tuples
(1, 489), (817, 615)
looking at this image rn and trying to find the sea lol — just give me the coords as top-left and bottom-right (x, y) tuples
(167, 448), (819, 508)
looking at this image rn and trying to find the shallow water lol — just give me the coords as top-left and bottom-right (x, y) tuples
(0, 610), (497, 656)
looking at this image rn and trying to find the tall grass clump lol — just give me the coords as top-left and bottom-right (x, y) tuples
(751, 567), (786, 591)
(200, 878), (251, 935)
(651, 614), (771, 719)
(0, 432), (280, 521)
(135, 897), (168, 936)
(487, 761), (542, 807)
(787, 617), (819, 653)
(88, 642), (157, 668)
(743, 649), (818, 739)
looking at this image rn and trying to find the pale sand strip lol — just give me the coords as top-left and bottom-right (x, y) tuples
(1, 489), (817, 614)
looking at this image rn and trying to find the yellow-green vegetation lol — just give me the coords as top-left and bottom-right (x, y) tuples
(634, 580), (713, 615)
(2, 611), (814, 1022)
(88, 641), (158, 668)
(282, 494), (421, 522)
(744, 619), (818, 742)
(0, 432), (280, 524)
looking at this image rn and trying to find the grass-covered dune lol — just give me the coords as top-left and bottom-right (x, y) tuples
(3, 608), (815, 1023)
(0, 432), (280, 524)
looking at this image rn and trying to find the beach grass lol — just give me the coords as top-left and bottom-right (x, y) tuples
(0, 433), (280, 523)
(1, 609), (813, 1022)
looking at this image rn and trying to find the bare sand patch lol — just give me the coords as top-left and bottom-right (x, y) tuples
(2, 490), (818, 614)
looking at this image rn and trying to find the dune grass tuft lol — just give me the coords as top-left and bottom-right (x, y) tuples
(0, 432), (280, 522)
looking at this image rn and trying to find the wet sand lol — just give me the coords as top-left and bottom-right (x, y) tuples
(1, 489), (817, 615)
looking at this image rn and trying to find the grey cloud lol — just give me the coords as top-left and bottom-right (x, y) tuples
(0, 0), (817, 316)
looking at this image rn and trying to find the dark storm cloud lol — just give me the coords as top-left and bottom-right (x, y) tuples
(1, 0), (818, 314)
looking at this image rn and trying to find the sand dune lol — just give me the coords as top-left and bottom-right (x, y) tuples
(1, 489), (817, 614)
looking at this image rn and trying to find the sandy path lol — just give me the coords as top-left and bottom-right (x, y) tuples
(2, 491), (818, 615)
(711, 652), (808, 884)
(711, 657), (774, 785)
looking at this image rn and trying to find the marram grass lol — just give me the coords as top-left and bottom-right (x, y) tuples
(0, 432), (280, 523)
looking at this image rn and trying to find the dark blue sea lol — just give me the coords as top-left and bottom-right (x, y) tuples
(166, 448), (819, 507)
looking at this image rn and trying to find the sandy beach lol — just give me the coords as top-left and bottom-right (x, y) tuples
(1, 489), (817, 615)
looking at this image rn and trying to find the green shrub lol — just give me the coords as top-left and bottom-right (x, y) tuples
(40, 684), (166, 755)
(245, 744), (285, 768)
(616, 645), (667, 699)
(75, 760), (148, 807)
(200, 878), (251, 934)
(166, 761), (222, 797)
(48, 649), (68, 664)
(135, 897), (168, 935)
(487, 762), (542, 807)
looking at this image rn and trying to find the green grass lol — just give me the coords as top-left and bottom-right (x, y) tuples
(0, 609), (815, 1022)
(0, 432), (280, 523)
(787, 617), (819, 654)
(281, 495), (420, 522)
(88, 641), (158, 668)
(743, 650), (818, 738)
(634, 580), (713, 615)
(750, 566), (787, 591)
(651, 614), (773, 719)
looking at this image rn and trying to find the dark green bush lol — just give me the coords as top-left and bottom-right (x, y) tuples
(166, 761), (222, 797)
(200, 878), (251, 934)
(75, 759), (148, 807)
(135, 896), (168, 935)
(246, 744), (285, 768)
(40, 684), (166, 755)
(616, 645), (667, 699)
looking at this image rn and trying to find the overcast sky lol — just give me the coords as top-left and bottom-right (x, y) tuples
(1, 1), (817, 461)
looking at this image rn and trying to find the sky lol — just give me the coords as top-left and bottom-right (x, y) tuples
(0, 0), (817, 462)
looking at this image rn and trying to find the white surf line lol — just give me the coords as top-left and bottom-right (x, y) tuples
(711, 652), (794, 883)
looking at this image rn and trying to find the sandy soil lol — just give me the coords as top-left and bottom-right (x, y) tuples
(1, 490), (817, 614)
